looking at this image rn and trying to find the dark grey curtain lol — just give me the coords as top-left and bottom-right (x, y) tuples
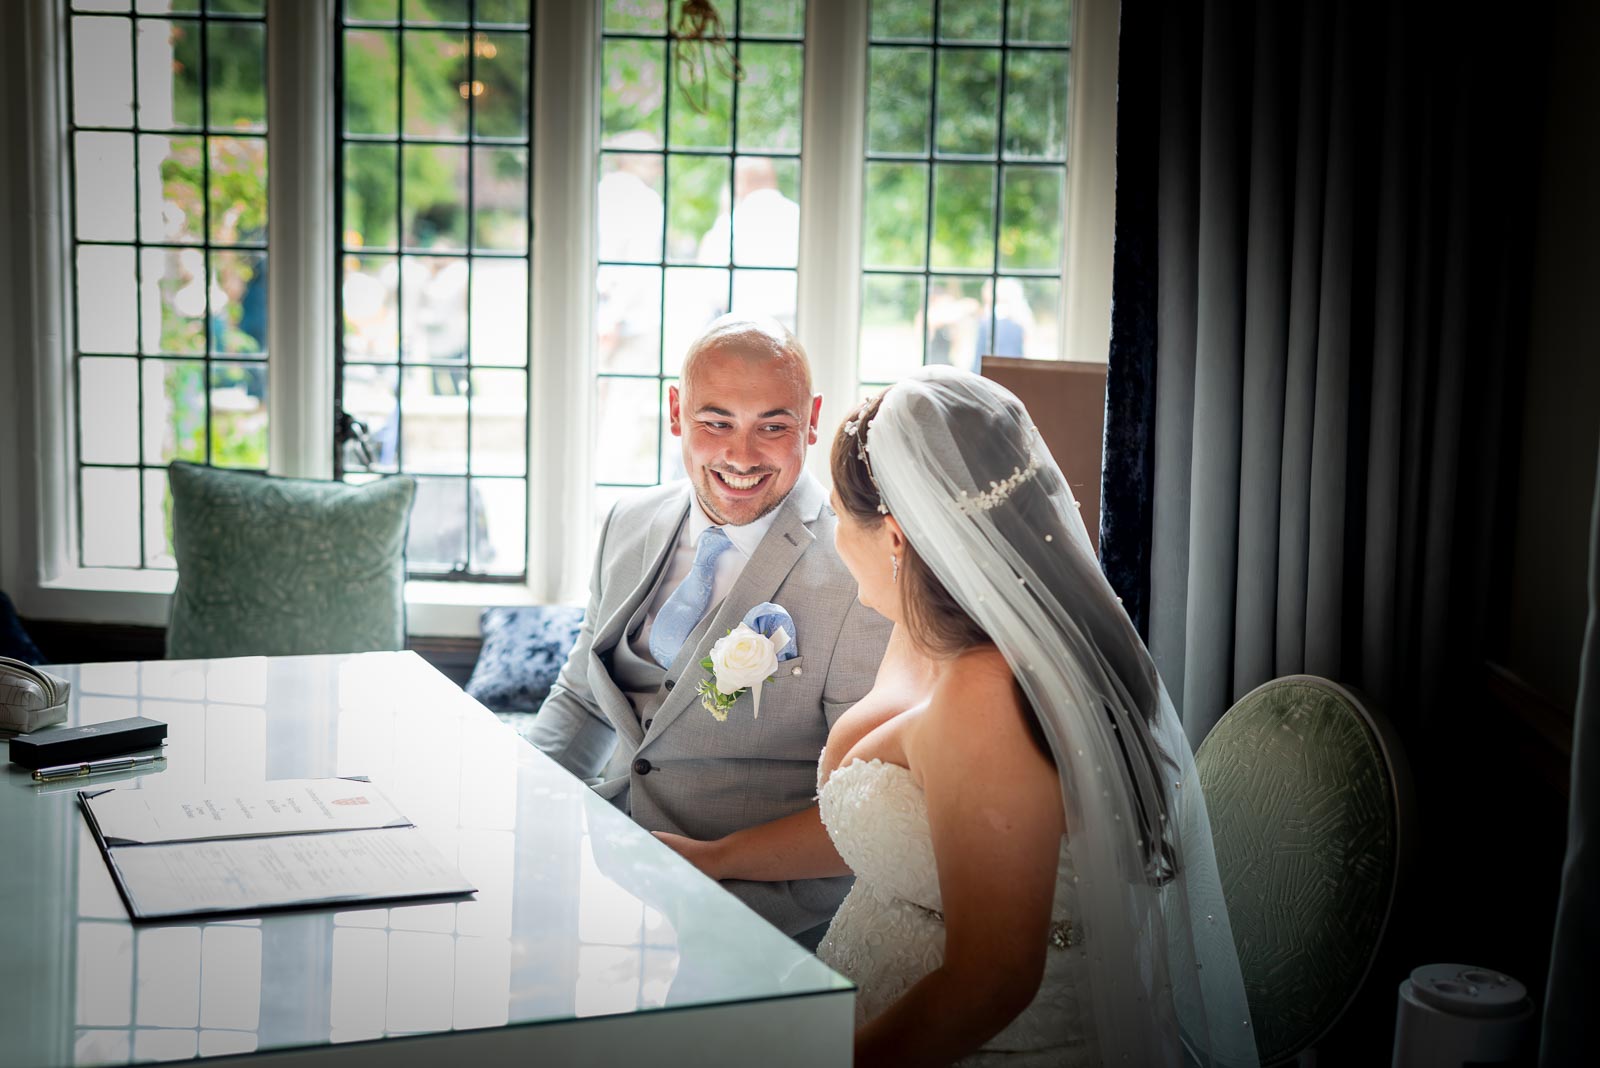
(1103, 0), (1541, 744)
(1541, 438), (1600, 1063)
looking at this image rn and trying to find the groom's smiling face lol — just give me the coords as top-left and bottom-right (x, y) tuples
(669, 332), (821, 527)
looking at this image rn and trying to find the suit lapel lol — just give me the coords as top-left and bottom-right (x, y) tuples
(644, 474), (825, 745)
(591, 487), (690, 655)
(585, 653), (646, 749)
(586, 488), (689, 749)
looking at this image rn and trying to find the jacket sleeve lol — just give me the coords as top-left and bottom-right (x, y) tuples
(819, 597), (893, 729)
(527, 504), (621, 779)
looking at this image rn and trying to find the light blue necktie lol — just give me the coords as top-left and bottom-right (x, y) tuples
(649, 525), (735, 669)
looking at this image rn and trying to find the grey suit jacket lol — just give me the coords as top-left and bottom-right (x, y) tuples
(529, 472), (891, 936)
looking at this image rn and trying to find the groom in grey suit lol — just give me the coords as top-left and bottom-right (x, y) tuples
(530, 316), (890, 944)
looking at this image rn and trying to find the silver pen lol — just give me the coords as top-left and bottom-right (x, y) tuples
(33, 752), (167, 782)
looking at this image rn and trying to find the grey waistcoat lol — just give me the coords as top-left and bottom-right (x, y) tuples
(528, 474), (893, 937)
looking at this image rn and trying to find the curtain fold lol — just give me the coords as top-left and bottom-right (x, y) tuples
(1181, 0), (1247, 742)
(1358, 0), (1410, 706)
(1097, 0), (1162, 641)
(1230, 0), (1291, 702)
(1271, 0), (1329, 691)
(1100, 0), (1542, 742)
(1303, 0), (1355, 684)
(1144, 0), (1200, 716)
(1542, 437), (1600, 1062)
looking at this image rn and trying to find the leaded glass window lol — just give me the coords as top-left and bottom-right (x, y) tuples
(335, 0), (533, 580)
(859, 0), (1071, 393)
(594, 0), (808, 515)
(66, 0), (270, 569)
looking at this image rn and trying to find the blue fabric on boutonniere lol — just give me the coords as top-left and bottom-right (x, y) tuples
(741, 602), (798, 661)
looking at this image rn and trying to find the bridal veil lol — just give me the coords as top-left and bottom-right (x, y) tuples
(859, 366), (1258, 1067)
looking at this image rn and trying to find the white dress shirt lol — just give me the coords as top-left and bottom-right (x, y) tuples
(626, 492), (784, 662)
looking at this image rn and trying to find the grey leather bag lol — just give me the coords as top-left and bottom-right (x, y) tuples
(0, 657), (70, 733)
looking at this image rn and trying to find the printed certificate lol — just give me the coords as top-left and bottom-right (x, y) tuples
(84, 778), (409, 845)
(80, 778), (474, 921)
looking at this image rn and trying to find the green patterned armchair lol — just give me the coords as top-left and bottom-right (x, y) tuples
(1196, 675), (1416, 1065)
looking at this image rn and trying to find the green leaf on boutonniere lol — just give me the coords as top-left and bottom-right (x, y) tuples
(695, 677), (735, 722)
(700, 656), (714, 672)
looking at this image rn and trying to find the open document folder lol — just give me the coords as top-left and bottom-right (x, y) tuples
(80, 778), (475, 922)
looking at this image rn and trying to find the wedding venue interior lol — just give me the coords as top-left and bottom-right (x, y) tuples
(1, 1), (1595, 1066)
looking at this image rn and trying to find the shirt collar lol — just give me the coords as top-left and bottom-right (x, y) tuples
(687, 488), (788, 560)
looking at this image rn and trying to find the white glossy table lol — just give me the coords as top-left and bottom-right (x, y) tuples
(0, 653), (852, 1067)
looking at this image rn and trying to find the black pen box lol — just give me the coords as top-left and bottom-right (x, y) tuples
(8, 717), (168, 769)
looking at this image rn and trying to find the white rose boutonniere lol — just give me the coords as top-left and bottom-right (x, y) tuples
(696, 603), (797, 721)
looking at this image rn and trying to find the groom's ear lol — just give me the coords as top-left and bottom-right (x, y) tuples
(667, 383), (683, 437)
(807, 393), (822, 445)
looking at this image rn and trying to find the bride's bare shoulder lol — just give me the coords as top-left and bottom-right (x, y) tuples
(911, 644), (1053, 782)
(923, 646), (1025, 729)
(941, 644), (1017, 693)
(821, 625), (935, 773)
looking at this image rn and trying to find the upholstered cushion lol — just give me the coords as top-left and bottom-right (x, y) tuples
(466, 606), (585, 736)
(166, 463), (416, 660)
(1195, 676), (1403, 1065)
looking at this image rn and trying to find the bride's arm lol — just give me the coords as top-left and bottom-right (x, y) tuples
(650, 684), (879, 881)
(854, 651), (1064, 1068)
(654, 804), (847, 880)
(656, 625), (926, 883)
(652, 689), (896, 880)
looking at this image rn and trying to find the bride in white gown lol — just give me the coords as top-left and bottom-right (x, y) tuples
(659, 367), (1257, 1067)
(814, 705), (1093, 1065)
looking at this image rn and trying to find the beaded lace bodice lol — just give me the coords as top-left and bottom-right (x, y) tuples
(815, 759), (1095, 1064)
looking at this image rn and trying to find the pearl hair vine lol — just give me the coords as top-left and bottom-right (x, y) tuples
(954, 450), (1043, 515)
(843, 407), (891, 515)
(849, 396), (1047, 518)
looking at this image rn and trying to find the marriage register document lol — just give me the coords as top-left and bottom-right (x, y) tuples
(80, 779), (475, 921)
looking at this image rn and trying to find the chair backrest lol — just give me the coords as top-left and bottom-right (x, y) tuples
(1195, 675), (1414, 1066)
(979, 357), (1107, 552)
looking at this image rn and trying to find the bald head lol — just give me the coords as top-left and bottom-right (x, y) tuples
(681, 315), (813, 400)
(670, 315), (823, 526)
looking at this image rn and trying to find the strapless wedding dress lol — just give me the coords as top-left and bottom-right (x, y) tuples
(816, 759), (1097, 1066)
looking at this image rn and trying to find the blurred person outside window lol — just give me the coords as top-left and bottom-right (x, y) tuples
(598, 131), (666, 369)
(974, 277), (1034, 366)
(697, 156), (800, 329)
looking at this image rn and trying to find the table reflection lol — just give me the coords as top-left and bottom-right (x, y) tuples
(65, 656), (671, 1062)
(1, 653), (841, 1068)
(71, 661), (272, 1064)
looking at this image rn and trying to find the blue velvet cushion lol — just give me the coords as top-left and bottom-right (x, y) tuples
(466, 606), (586, 734)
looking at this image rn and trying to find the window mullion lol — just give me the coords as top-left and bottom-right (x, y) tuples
(528, 0), (599, 603)
(797, 0), (869, 476)
(1061, 0), (1116, 363)
(4, 0), (76, 592)
(267, 0), (334, 478)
